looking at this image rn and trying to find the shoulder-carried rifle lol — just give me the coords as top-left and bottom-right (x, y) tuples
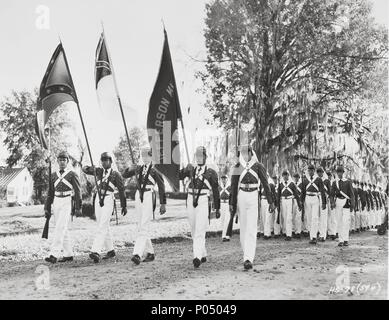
(42, 159), (52, 239)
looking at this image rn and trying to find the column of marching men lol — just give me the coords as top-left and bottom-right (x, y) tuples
(44, 146), (388, 270)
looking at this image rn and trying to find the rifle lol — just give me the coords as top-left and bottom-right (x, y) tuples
(42, 159), (52, 239)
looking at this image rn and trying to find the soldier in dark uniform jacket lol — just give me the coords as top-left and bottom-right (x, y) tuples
(317, 167), (330, 242)
(372, 185), (381, 228)
(366, 183), (375, 228)
(277, 170), (302, 241)
(330, 166), (355, 247)
(123, 146), (166, 265)
(301, 164), (326, 244)
(219, 175), (231, 242)
(44, 151), (81, 264)
(229, 144), (274, 270)
(358, 181), (367, 231)
(179, 146), (220, 269)
(82, 152), (127, 263)
(292, 173), (303, 238)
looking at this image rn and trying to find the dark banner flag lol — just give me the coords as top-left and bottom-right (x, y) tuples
(147, 29), (183, 192)
(35, 43), (78, 149)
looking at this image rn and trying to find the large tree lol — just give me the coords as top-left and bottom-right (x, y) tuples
(200, 0), (388, 173)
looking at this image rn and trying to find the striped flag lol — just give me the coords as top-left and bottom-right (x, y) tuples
(35, 43), (78, 149)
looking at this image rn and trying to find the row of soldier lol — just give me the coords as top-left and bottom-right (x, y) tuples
(44, 144), (388, 271)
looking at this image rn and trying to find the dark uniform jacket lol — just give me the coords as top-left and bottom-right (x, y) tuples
(83, 166), (126, 208)
(229, 161), (273, 213)
(366, 188), (375, 211)
(219, 183), (231, 202)
(179, 164), (220, 210)
(277, 180), (301, 210)
(330, 178), (355, 210)
(358, 186), (367, 211)
(45, 169), (81, 211)
(353, 184), (359, 212)
(372, 190), (381, 210)
(123, 164), (166, 205)
(301, 174), (326, 208)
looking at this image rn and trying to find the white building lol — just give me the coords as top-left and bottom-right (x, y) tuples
(0, 167), (34, 205)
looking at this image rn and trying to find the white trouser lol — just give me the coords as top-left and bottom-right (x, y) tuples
(273, 208), (281, 235)
(335, 198), (350, 242)
(381, 208), (386, 224)
(292, 199), (302, 234)
(375, 209), (381, 226)
(319, 202), (328, 238)
(133, 190), (154, 257)
(261, 199), (272, 237)
(258, 198), (264, 234)
(361, 209), (368, 228)
(281, 198), (293, 237)
(350, 211), (355, 231)
(305, 195), (320, 240)
(327, 206), (337, 236)
(369, 210), (374, 227)
(92, 193), (114, 254)
(187, 194), (209, 259)
(220, 201), (230, 239)
(50, 196), (73, 258)
(354, 210), (361, 230)
(238, 190), (258, 263)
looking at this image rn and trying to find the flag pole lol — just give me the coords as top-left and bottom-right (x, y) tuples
(161, 22), (191, 164)
(101, 22), (136, 165)
(60, 39), (102, 202)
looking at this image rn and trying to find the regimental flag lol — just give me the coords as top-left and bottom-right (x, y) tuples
(147, 29), (183, 192)
(35, 43), (78, 149)
(95, 33), (112, 88)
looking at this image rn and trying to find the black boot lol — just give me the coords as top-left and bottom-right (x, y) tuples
(338, 242), (344, 247)
(193, 258), (201, 268)
(143, 253), (155, 262)
(89, 252), (100, 263)
(285, 236), (292, 241)
(102, 250), (116, 260)
(201, 257), (207, 263)
(131, 254), (141, 265)
(343, 241), (349, 246)
(45, 255), (57, 264)
(244, 260), (253, 270)
(309, 238), (317, 245)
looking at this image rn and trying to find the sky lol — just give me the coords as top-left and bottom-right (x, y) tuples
(0, 0), (388, 165)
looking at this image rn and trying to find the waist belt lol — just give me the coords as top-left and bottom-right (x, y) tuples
(54, 191), (72, 198)
(239, 187), (257, 192)
(260, 196), (267, 200)
(282, 195), (294, 200)
(306, 192), (319, 196)
(336, 195), (346, 199)
(189, 192), (208, 197)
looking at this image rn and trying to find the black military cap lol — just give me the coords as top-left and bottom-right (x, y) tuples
(57, 151), (69, 159)
(316, 167), (324, 173)
(308, 164), (315, 170)
(282, 170), (289, 176)
(100, 152), (113, 161)
(221, 175), (228, 179)
(336, 165), (344, 172)
(293, 173), (300, 179)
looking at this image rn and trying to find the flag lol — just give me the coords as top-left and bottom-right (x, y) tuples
(35, 43), (78, 149)
(147, 29), (183, 192)
(95, 33), (138, 128)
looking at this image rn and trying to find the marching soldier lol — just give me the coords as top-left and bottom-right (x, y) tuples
(316, 167), (330, 241)
(272, 175), (282, 238)
(349, 179), (358, 233)
(229, 144), (275, 270)
(330, 166), (355, 247)
(353, 180), (361, 233)
(179, 146), (221, 269)
(358, 181), (368, 231)
(326, 171), (337, 240)
(45, 151), (81, 264)
(219, 175), (231, 242)
(82, 152), (127, 263)
(260, 174), (276, 239)
(301, 164), (326, 244)
(123, 146), (166, 265)
(292, 173), (303, 238)
(366, 183), (375, 229)
(372, 184), (381, 228)
(277, 170), (302, 241)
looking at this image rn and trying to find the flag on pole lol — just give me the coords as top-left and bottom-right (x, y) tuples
(35, 43), (78, 149)
(147, 29), (183, 192)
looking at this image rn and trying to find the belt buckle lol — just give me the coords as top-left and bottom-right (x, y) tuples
(244, 184), (250, 189)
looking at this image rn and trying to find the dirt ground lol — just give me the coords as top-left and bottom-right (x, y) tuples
(0, 230), (387, 300)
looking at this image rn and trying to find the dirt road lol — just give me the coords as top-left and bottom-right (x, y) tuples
(0, 230), (386, 300)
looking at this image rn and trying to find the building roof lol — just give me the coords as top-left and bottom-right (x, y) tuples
(0, 167), (25, 188)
